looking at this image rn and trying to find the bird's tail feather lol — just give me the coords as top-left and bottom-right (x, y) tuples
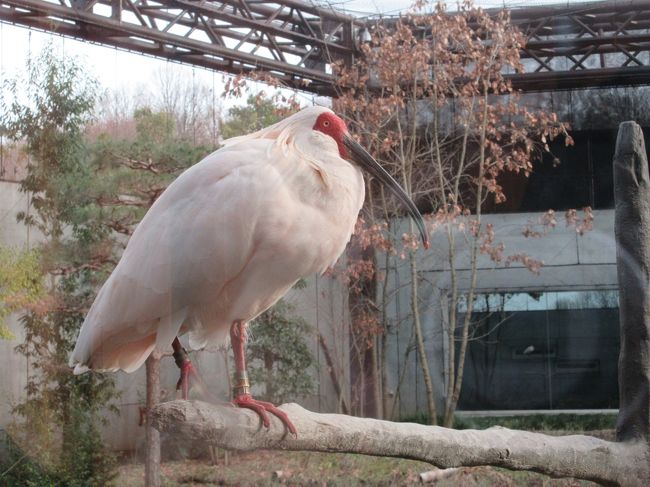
(71, 331), (157, 374)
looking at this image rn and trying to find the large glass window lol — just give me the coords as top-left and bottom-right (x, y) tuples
(457, 290), (620, 410)
(488, 129), (650, 213)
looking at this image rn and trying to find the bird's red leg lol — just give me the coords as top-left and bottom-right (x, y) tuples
(172, 337), (198, 400)
(230, 320), (297, 435)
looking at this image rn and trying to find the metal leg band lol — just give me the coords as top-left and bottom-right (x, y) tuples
(233, 371), (250, 396)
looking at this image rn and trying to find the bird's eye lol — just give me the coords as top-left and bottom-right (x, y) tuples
(323, 120), (330, 127)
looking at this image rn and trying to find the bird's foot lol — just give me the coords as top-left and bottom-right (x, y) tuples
(176, 359), (199, 400)
(232, 393), (297, 435)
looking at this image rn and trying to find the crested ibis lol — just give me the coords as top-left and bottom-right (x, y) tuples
(70, 106), (429, 434)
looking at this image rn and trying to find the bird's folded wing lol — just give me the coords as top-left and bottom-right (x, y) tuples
(70, 140), (285, 373)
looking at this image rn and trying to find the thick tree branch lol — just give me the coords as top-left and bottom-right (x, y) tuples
(317, 332), (349, 415)
(152, 400), (648, 486)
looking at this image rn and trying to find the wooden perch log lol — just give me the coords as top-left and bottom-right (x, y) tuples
(151, 400), (648, 486)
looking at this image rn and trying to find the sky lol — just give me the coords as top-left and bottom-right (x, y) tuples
(0, 0), (604, 112)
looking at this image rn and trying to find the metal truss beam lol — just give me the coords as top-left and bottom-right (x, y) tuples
(0, 0), (360, 94)
(1, 0), (650, 94)
(509, 0), (650, 90)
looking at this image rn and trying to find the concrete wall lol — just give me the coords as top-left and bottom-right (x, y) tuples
(381, 209), (617, 418)
(0, 181), (32, 430)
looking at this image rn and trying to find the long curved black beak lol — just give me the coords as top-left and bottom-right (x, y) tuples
(343, 134), (430, 249)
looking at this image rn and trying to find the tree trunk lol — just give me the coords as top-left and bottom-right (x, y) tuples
(443, 91), (489, 427)
(145, 353), (161, 487)
(348, 234), (379, 418)
(317, 332), (349, 414)
(409, 249), (437, 425)
(264, 349), (274, 401)
(613, 121), (650, 442)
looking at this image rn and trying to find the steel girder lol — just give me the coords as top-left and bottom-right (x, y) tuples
(508, 0), (650, 90)
(1, 0), (650, 93)
(0, 0), (360, 94)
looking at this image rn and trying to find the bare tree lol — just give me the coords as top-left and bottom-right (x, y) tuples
(154, 65), (221, 146)
(333, 2), (572, 426)
(92, 66), (222, 145)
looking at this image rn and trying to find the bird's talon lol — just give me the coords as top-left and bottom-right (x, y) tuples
(233, 394), (296, 434)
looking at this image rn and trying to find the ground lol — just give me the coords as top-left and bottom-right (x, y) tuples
(115, 450), (599, 486)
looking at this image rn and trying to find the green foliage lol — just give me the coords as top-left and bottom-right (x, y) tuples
(0, 45), (117, 485)
(0, 247), (45, 339)
(87, 105), (214, 244)
(0, 430), (56, 486)
(221, 95), (286, 139)
(0, 409), (117, 487)
(0, 405), (117, 486)
(55, 404), (117, 486)
(1, 45), (97, 238)
(248, 297), (315, 404)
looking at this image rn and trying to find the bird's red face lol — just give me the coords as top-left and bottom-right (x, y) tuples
(311, 110), (430, 249)
(313, 112), (349, 158)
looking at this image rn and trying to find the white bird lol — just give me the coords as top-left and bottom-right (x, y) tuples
(70, 106), (428, 433)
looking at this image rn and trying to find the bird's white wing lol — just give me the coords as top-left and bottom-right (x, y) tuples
(70, 140), (282, 373)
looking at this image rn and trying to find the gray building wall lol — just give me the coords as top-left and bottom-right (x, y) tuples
(0, 181), (32, 431)
(381, 210), (617, 418)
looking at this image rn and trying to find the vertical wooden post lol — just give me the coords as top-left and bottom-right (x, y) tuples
(145, 353), (161, 487)
(613, 121), (650, 443)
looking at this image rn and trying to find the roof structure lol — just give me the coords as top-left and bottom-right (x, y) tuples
(1, 0), (650, 93)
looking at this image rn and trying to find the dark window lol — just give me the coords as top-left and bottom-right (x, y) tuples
(457, 290), (620, 410)
(488, 129), (650, 213)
